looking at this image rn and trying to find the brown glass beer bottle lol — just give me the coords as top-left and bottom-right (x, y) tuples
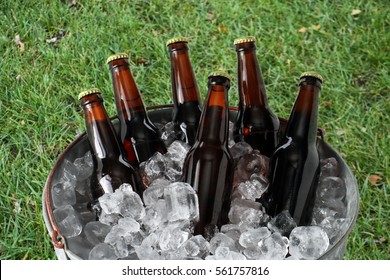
(167, 37), (202, 145)
(263, 72), (323, 225)
(182, 72), (234, 238)
(78, 88), (144, 201)
(233, 36), (279, 157)
(107, 53), (167, 163)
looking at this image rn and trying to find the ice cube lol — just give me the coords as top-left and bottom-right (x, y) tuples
(238, 208), (264, 231)
(119, 187), (145, 221)
(164, 141), (190, 181)
(143, 178), (171, 206)
(234, 150), (269, 185)
(221, 224), (241, 242)
(135, 233), (162, 260)
(119, 183), (133, 193)
(267, 210), (297, 237)
(158, 226), (190, 252)
(166, 140), (190, 163)
(312, 198), (347, 224)
(89, 243), (117, 260)
(164, 161), (183, 182)
(104, 217), (143, 258)
(319, 217), (346, 243)
(228, 121), (236, 148)
(230, 141), (253, 165)
(181, 235), (210, 259)
(109, 237), (130, 258)
(214, 246), (231, 260)
(65, 235), (93, 259)
(209, 233), (237, 254)
(289, 226), (330, 260)
(98, 190), (123, 215)
(105, 217), (142, 246)
(99, 211), (121, 226)
(164, 182), (199, 222)
(98, 185), (145, 221)
(316, 176), (346, 202)
(62, 159), (79, 183)
(237, 174), (269, 200)
(51, 180), (76, 208)
(320, 157), (339, 177)
(53, 205), (83, 238)
(73, 151), (94, 181)
(239, 227), (271, 248)
(140, 152), (167, 182)
(84, 221), (112, 245)
(161, 121), (178, 146)
(142, 200), (167, 233)
(228, 198), (263, 224)
(214, 247), (247, 260)
(244, 232), (289, 260)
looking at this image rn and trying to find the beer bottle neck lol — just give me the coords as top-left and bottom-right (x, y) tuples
(286, 80), (321, 144)
(197, 82), (229, 144)
(236, 42), (269, 108)
(108, 59), (147, 120)
(81, 95), (122, 160)
(168, 42), (202, 106)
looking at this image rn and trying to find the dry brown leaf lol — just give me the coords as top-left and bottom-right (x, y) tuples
(299, 27), (308, 33)
(218, 26), (229, 32)
(351, 9), (362, 16)
(14, 35), (25, 52)
(368, 174), (382, 186)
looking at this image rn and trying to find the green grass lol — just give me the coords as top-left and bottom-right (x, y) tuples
(0, 0), (388, 260)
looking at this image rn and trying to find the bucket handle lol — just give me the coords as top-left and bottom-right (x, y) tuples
(45, 187), (65, 249)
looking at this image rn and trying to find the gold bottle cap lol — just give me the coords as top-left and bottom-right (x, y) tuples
(78, 88), (101, 100)
(208, 71), (232, 81)
(234, 36), (256, 45)
(106, 53), (129, 64)
(166, 37), (188, 46)
(300, 71), (323, 83)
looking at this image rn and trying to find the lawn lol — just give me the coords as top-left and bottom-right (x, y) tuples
(0, 0), (388, 260)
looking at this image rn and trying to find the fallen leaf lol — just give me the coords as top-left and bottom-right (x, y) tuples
(368, 174), (382, 186)
(336, 129), (346, 135)
(299, 27), (308, 33)
(218, 26), (229, 32)
(351, 9), (362, 16)
(67, 0), (77, 7)
(14, 35), (25, 52)
(312, 25), (321, 31)
(375, 237), (386, 244)
(46, 37), (57, 44)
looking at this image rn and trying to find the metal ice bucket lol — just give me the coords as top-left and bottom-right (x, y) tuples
(42, 105), (359, 260)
